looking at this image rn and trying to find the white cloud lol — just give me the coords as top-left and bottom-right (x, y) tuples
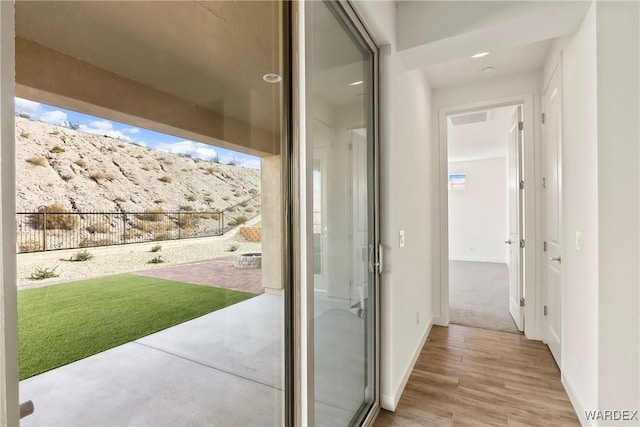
(124, 127), (141, 134)
(156, 140), (219, 161)
(78, 120), (134, 143)
(242, 158), (261, 170)
(39, 110), (68, 126)
(15, 98), (42, 117)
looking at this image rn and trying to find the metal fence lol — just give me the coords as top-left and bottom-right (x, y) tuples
(16, 195), (261, 253)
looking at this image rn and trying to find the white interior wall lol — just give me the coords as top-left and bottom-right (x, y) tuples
(353, 1), (437, 411)
(543, 4), (598, 421)
(594, 0), (639, 416)
(448, 157), (507, 263)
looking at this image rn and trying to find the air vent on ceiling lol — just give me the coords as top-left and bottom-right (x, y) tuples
(449, 111), (489, 126)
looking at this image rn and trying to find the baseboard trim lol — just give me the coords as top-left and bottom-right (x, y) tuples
(432, 316), (447, 327)
(562, 373), (589, 426)
(449, 257), (506, 264)
(381, 319), (433, 411)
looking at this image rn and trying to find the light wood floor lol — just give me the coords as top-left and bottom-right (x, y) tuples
(373, 324), (579, 426)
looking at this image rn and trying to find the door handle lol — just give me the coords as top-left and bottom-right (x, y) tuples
(505, 240), (512, 245)
(368, 244), (374, 273)
(548, 255), (562, 263)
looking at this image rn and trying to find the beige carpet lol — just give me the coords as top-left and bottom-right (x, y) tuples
(449, 261), (520, 334)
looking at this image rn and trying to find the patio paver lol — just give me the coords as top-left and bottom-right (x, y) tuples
(132, 256), (263, 294)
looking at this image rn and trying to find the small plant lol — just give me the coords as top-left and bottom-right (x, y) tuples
(222, 196), (230, 201)
(227, 243), (240, 252)
(150, 244), (162, 253)
(18, 113), (31, 120)
(186, 194), (197, 202)
(49, 130), (60, 136)
(115, 195), (128, 202)
(158, 175), (173, 183)
(141, 165), (152, 171)
(179, 205), (194, 211)
(204, 166), (220, 175)
(30, 266), (59, 281)
(230, 215), (248, 226)
(147, 256), (165, 264)
(50, 145), (65, 154)
(204, 197), (214, 203)
(26, 156), (47, 167)
(69, 250), (93, 262)
(245, 207), (255, 213)
(74, 159), (87, 168)
(18, 240), (42, 253)
(249, 188), (259, 195)
(89, 171), (106, 182)
(153, 199), (164, 204)
(136, 208), (164, 222)
(86, 221), (111, 233)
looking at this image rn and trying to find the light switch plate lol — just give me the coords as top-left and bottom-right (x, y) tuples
(399, 230), (405, 248)
(575, 231), (582, 251)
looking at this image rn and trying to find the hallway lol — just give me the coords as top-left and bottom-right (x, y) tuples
(373, 325), (579, 426)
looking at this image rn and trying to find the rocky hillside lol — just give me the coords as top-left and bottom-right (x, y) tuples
(15, 116), (261, 213)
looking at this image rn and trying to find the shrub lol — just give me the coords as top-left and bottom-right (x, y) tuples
(229, 215), (248, 227)
(141, 165), (152, 171)
(150, 244), (162, 253)
(227, 243), (240, 252)
(115, 195), (128, 202)
(123, 229), (142, 240)
(26, 157), (47, 167)
(153, 233), (171, 241)
(30, 266), (59, 280)
(69, 250), (93, 262)
(50, 146), (65, 154)
(32, 203), (78, 230)
(60, 173), (74, 181)
(245, 207), (255, 213)
(199, 212), (220, 220)
(49, 130), (60, 136)
(18, 240), (42, 253)
(18, 113), (31, 120)
(147, 256), (165, 264)
(20, 132), (31, 139)
(153, 199), (164, 204)
(89, 171), (106, 182)
(204, 166), (220, 175)
(249, 188), (259, 195)
(158, 175), (173, 183)
(204, 197), (214, 203)
(118, 144), (126, 149)
(104, 173), (116, 182)
(240, 202), (248, 208)
(136, 208), (164, 222)
(177, 214), (200, 229)
(222, 196), (230, 201)
(74, 159), (87, 168)
(179, 205), (194, 211)
(186, 194), (197, 202)
(86, 221), (111, 233)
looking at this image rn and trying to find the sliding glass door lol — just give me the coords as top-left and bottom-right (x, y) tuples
(304, 1), (379, 425)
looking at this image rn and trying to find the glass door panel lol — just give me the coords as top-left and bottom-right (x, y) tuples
(305, 1), (377, 425)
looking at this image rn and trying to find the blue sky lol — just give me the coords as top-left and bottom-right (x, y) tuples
(14, 97), (260, 170)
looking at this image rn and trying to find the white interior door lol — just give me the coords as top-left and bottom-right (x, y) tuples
(312, 120), (331, 293)
(507, 106), (524, 331)
(543, 66), (563, 366)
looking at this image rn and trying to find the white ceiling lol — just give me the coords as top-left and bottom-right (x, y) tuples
(448, 105), (518, 163)
(396, 1), (592, 88)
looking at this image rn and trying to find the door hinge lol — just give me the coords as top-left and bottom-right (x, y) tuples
(542, 177), (546, 188)
(519, 180), (525, 190)
(543, 241), (547, 252)
(520, 298), (525, 307)
(518, 121), (524, 131)
(544, 305), (548, 316)
(520, 239), (525, 249)
(542, 113), (546, 124)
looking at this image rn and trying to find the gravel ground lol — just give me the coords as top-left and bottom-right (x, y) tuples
(17, 227), (261, 290)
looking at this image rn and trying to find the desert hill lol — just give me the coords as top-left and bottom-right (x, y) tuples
(15, 116), (261, 214)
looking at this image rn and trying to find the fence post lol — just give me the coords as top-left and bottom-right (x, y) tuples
(178, 211), (181, 240)
(40, 206), (47, 251)
(122, 214), (127, 244)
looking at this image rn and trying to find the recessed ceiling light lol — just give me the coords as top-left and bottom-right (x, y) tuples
(471, 52), (490, 58)
(348, 80), (364, 86)
(482, 66), (496, 73)
(263, 73), (282, 83)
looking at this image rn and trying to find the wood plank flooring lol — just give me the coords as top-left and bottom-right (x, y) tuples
(373, 324), (579, 426)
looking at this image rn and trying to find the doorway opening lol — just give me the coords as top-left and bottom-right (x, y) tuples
(446, 105), (524, 333)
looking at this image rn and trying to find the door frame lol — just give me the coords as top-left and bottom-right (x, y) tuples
(438, 94), (540, 340)
(293, 0), (381, 425)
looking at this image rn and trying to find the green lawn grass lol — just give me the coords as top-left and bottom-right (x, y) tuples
(18, 274), (254, 380)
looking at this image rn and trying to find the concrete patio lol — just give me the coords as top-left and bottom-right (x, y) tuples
(19, 291), (365, 426)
